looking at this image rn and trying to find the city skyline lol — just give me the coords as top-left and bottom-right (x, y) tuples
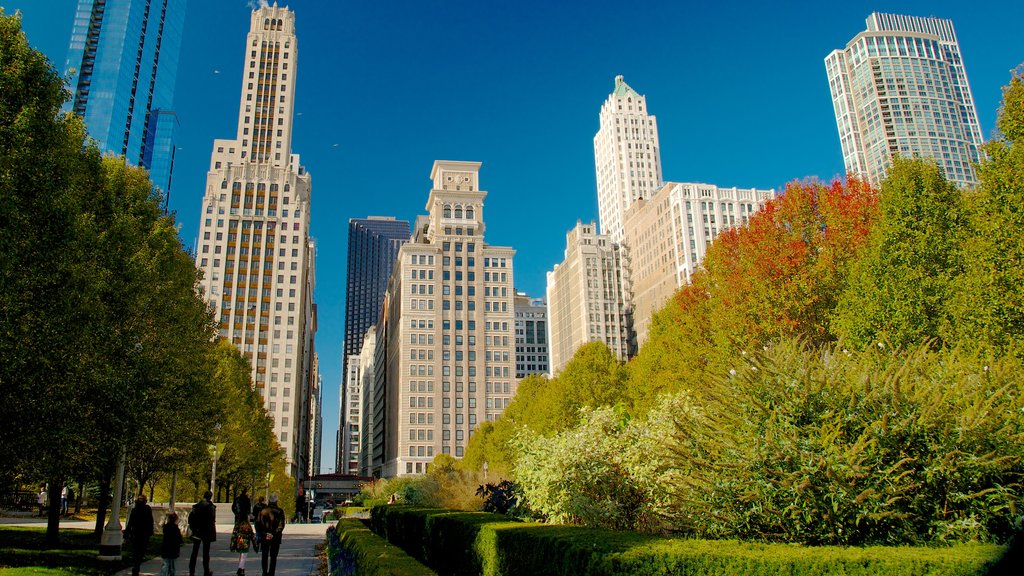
(7, 0), (1023, 472)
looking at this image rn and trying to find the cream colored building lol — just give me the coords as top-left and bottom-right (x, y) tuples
(379, 161), (517, 476)
(624, 182), (775, 345)
(194, 5), (315, 478)
(356, 327), (378, 477)
(594, 75), (663, 244)
(546, 221), (630, 374)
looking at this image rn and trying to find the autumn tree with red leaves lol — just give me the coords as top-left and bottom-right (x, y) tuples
(626, 177), (878, 413)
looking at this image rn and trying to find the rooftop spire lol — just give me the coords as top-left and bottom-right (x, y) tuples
(613, 75), (640, 98)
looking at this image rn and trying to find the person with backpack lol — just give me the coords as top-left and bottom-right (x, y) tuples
(188, 491), (216, 576)
(257, 493), (286, 576)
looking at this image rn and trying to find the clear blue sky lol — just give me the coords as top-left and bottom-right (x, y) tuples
(5, 0), (1022, 473)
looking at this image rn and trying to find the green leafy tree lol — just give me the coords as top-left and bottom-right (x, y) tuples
(833, 158), (964, 350)
(950, 72), (1024, 355)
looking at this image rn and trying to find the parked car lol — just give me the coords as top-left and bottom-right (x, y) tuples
(311, 504), (327, 523)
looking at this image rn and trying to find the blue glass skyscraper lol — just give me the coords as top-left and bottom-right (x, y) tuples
(63, 0), (186, 203)
(339, 217), (410, 470)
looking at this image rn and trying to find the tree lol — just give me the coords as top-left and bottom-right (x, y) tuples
(832, 158), (964, 350)
(950, 72), (1024, 355)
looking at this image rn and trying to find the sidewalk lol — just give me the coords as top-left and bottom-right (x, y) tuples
(114, 520), (329, 576)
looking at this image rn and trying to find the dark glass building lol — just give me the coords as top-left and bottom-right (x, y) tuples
(63, 0), (186, 203)
(340, 217), (410, 470)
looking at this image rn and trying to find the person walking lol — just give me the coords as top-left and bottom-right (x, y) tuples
(60, 484), (68, 516)
(36, 486), (46, 517)
(250, 496), (266, 553)
(161, 512), (183, 576)
(124, 495), (155, 576)
(232, 488), (251, 522)
(257, 493), (286, 576)
(229, 513), (256, 576)
(188, 491), (217, 576)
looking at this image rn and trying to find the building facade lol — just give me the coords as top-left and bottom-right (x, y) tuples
(825, 13), (983, 187)
(339, 217), (410, 471)
(63, 0), (186, 201)
(546, 221), (630, 374)
(594, 75), (663, 244)
(194, 5), (315, 478)
(514, 293), (548, 378)
(377, 161), (517, 476)
(356, 328), (378, 477)
(341, 355), (361, 474)
(624, 183), (775, 345)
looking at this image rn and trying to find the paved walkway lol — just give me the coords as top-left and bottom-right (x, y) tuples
(1, 504), (330, 576)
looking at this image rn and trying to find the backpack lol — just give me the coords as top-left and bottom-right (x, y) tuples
(188, 506), (199, 533)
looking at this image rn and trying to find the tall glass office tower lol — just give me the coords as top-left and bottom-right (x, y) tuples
(825, 13), (983, 188)
(63, 0), (186, 201)
(339, 217), (410, 472)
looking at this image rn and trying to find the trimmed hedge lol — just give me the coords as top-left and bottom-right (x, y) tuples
(369, 505), (1009, 576)
(327, 518), (436, 576)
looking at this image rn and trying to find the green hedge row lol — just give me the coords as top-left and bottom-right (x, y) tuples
(328, 518), (436, 576)
(368, 506), (1009, 576)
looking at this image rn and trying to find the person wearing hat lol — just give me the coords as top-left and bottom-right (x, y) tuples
(256, 493), (286, 576)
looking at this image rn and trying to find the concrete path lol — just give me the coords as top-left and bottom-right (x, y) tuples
(114, 519), (329, 576)
(1, 505), (330, 576)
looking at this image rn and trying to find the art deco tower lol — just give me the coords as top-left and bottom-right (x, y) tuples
(593, 75), (663, 243)
(825, 13), (983, 187)
(63, 0), (186, 201)
(195, 5), (316, 479)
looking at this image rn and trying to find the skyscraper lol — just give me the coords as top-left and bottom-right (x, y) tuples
(194, 5), (316, 479)
(339, 217), (410, 472)
(546, 221), (630, 374)
(377, 161), (517, 476)
(63, 0), (186, 200)
(825, 13), (983, 187)
(594, 75), (663, 244)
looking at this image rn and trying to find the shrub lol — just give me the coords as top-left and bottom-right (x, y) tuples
(365, 506), (1007, 576)
(326, 519), (435, 576)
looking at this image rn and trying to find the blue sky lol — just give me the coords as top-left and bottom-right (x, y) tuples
(6, 0), (1022, 473)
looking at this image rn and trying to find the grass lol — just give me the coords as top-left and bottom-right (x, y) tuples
(0, 526), (163, 576)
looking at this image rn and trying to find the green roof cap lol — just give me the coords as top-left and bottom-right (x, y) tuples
(613, 75), (640, 98)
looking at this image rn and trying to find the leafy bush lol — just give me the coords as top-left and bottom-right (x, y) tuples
(477, 481), (521, 516)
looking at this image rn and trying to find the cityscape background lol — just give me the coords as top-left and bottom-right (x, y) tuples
(7, 0), (1023, 472)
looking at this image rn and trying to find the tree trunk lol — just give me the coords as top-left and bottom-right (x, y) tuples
(75, 480), (84, 515)
(94, 475), (111, 537)
(44, 479), (62, 546)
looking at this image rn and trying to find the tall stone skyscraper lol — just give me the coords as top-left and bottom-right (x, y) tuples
(825, 13), (983, 187)
(63, 0), (186, 201)
(376, 161), (517, 477)
(339, 217), (410, 473)
(593, 75), (663, 243)
(546, 221), (630, 374)
(195, 5), (316, 479)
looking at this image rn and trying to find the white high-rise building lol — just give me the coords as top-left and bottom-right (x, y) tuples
(378, 161), (517, 476)
(825, 13), (983, 187)
(594, 75), (663, 244)
(356, 328), (378, 477)
(546, 221), (630, 374)
(624, 182), (775, 345)
(195, 5), (315, 478)
(341, 355), (361, 475)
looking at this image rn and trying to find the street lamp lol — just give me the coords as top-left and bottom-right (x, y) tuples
(209, 423), (224, 499)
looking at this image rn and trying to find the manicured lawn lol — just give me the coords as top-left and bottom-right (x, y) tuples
(0, 526), (162, 576)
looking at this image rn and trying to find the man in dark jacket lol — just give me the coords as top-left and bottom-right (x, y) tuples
(124, 494), (154, 576)
(257, 494), (286, 576)
(232, 488), (251, 522)
(188, 491), (217, 576)
(250, 496), (266, 552)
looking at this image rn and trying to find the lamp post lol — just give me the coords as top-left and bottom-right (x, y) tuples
(209, 423), (224, 499)
(98, 447), (127, 561)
